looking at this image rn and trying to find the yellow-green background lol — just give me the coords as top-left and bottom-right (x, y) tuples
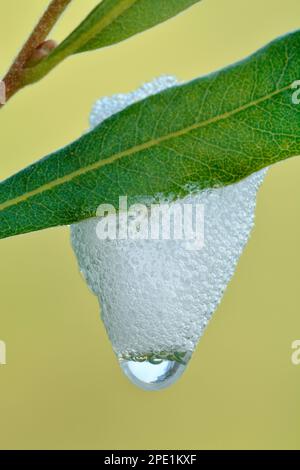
(0, 0), (300, 450)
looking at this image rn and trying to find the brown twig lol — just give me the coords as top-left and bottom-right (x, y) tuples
(1, 0), (73, 105)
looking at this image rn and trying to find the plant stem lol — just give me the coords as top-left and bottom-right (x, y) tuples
(1, 0), (73, 105)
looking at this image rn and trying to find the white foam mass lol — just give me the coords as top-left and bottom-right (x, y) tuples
(71, 76), (266, 359)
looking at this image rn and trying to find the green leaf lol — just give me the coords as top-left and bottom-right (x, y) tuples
(2, 30), (300, 239)
(23, 0), (202, 85)
(74, 0), (203, 53)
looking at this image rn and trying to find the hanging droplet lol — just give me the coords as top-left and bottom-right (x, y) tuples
(119, 352), (191, 391)
(71, 77), (267, 391)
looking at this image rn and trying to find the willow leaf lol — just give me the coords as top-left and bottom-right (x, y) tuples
(74, 0), (202, 53)
(2, 30), (300, 239)
(23, 0), (202, 85)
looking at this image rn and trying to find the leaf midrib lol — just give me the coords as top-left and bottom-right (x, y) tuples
(0, 82), (291, 212)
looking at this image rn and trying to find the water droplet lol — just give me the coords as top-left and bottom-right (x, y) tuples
(119, 352), (191, 391)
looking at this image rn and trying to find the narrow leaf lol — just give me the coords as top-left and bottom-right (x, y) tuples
(2, 30), (300, 239)
(74, 0), (203, 53)
(23, 0), (202, 84)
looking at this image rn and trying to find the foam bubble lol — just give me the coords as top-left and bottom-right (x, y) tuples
(71, 77), (266, 388)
